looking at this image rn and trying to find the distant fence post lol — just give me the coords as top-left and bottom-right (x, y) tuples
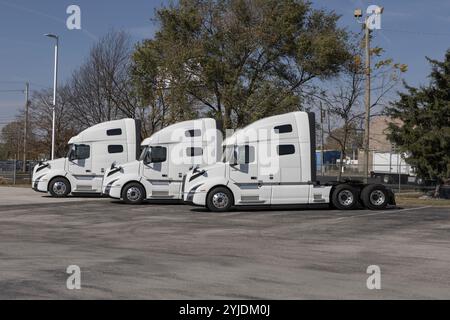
(13, 158), (16, 185)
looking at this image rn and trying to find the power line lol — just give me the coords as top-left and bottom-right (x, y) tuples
(383, 28), (450, 37)
(0, 89), (25, 93)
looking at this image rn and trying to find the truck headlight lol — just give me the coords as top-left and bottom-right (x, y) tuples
(189, 170), (206, 182)
(107, 167), (122, 177)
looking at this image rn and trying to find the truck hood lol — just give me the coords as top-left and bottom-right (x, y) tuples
(33, 158), (66, 179)
(186, 162), (226, 185)
(195, 162), (226, 173)
(103, 160), (141, 184)
(118, 160), (141, 173)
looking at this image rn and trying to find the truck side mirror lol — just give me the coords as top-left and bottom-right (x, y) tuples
(69, 147), (76, 161)
(143, 152), (152, 165)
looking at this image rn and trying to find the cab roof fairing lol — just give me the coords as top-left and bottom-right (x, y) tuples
(67, 118), (135, 145)
(141, 118), (217, 146)
(222, 111), (310, 146)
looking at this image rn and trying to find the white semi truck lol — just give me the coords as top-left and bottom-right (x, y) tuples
(32, 119), (141, 197)
(182, 112), (396, 212)
(102, 118), (221, 204)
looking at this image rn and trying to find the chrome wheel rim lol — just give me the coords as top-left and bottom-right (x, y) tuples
(127, 187), (142, 202)
(53, 181), (67, 196)
(212, 192), (229, 209)
(370, 190), (386, 206)
(338, 190), (354, 207)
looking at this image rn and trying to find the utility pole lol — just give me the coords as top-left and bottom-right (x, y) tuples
(363, 21), (371, 183)
(354, 6), (384, 183)
(23, 82), (29, 172)
(320, 102), (325, 176)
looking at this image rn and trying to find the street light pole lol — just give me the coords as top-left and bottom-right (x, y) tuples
(22, 82), (29, 172)
(363, 20), (371, 183)
(45, 33), (59, 160)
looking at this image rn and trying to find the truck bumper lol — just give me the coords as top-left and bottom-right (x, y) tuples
(104, 185), (121, 199)
(32, 180), (48, 193)
(184, 190), (207, 206)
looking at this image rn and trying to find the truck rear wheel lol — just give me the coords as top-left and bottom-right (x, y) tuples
(206, 187), (233, 212)
(331, 184), (359, 210)
(122, 183), (145, 204)
(361, 184), (388, 210)
(49, 177), (71, 198)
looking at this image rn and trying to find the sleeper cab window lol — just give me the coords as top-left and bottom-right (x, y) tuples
(274, 124), (293, 134)
(185, 129), (202, 137)
(277, 144), (295, 156)
(186, 147), (203, 157)
(108, 145), (124, 154)
(107, 128), (122, 136)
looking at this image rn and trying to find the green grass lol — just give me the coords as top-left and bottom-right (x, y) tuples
(396, 194), (450, 207)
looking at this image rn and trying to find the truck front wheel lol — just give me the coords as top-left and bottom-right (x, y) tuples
(49, 177), (71, 198)
(122, 183), (145, 204)
(331, 184), (359, 210)
(206, 187), (233, 212)
(361, 184), (388, 210)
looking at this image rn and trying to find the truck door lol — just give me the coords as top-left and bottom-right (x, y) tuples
(67, 144), (94, 192)
(229, 143), (271, 205)
(168, 143), (204, 199)
(142, 146), (170, 198)
(270, 142), (310, 204)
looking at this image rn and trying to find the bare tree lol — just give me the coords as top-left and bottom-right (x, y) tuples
(68, 30), (143, 128)
(316, 38), (407, 180)
(28, 87), (78, 158)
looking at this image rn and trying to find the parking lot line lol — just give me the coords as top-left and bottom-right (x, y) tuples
(330, 206), (433, 223)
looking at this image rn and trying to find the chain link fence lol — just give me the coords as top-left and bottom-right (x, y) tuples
(0, 160), (35, 185)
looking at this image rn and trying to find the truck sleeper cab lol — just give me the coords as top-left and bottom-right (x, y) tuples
(102, 118), (221, 204)
(182, 112), (395, 212)
(32, 119), (141, 197)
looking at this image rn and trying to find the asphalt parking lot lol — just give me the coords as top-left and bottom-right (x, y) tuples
(0, 186), (449, 299)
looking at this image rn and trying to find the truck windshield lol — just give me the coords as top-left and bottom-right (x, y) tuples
(66, 144), (74, 158)
(139, 146), (149, 161)
(222, 146), (235, 163)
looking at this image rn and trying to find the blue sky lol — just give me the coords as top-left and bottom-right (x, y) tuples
(0, 0), (449, 127)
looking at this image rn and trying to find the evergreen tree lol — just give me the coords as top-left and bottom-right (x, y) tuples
(387, 50), (450, 197)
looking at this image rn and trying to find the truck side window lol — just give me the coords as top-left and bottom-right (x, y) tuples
(108, 145), (124, 154)
(274, 124), (293, 134)
(76, 145), (90, 160)
(186, 147), (203, 157)
(277, 145), (295, 156)
(236, 145), (255, 164)
(185, 129), (202, 137)
(150, 146), (167, 163)
(107, 128), (122, 136)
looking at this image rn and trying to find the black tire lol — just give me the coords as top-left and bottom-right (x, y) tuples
(206, 187), (234, 212)
(361, 184), (388, 210)
(48, 177), (71, 198)
(331, 184), (359, 210)
(121, 182), (145, 204)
